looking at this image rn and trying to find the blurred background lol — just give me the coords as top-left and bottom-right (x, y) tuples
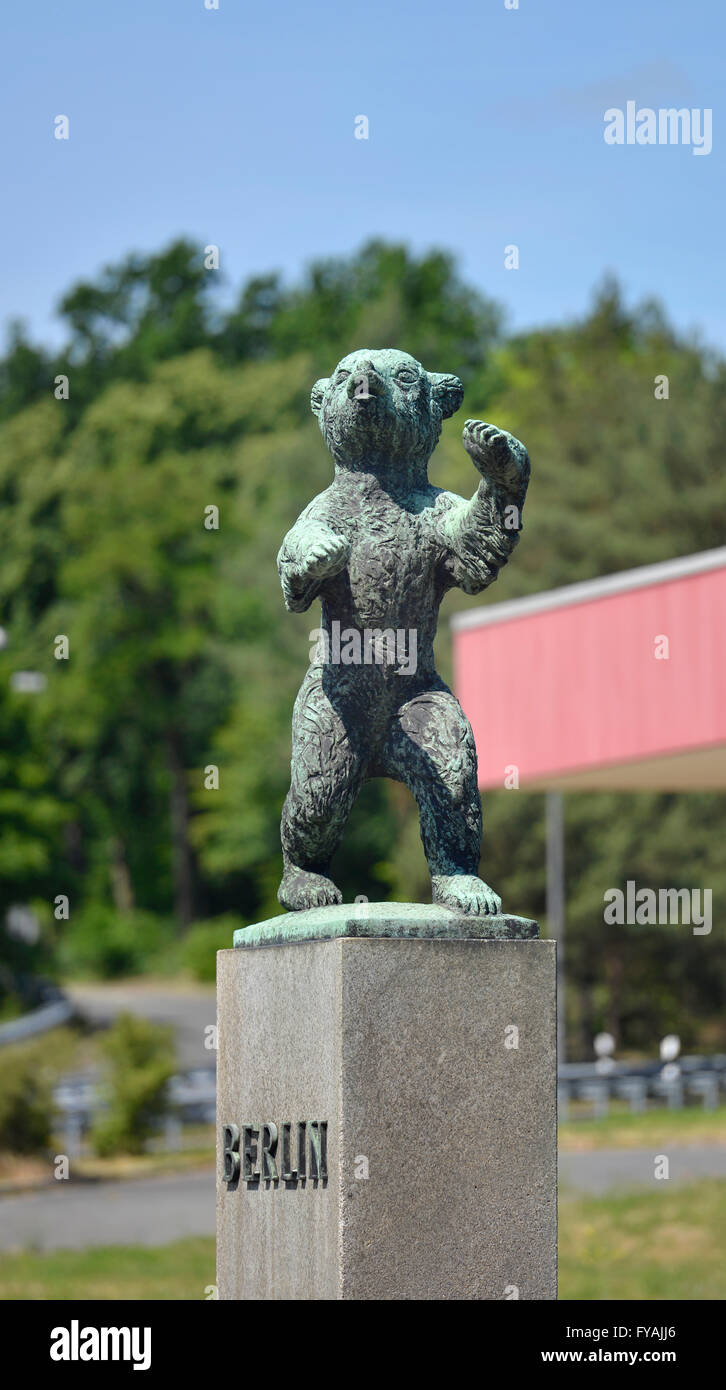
(0, 0), (724, 1299)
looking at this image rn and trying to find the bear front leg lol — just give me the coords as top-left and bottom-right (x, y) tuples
(462, 419), (530, 498)
(277, 521), (350, 613)
(279, 670), (365, 910)
(382, 686), (502, 916)
(439, 421), (530, 595)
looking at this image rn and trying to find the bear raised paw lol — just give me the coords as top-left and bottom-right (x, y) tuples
(276, 348), (530, 916)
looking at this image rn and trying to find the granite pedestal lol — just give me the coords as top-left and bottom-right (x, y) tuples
(216, 905), (557, 1300)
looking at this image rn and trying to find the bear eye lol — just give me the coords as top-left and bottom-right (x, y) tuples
(334, 369), (349, 385)
(395, 368), (418, 386)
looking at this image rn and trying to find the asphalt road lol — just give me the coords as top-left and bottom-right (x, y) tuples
(3, 1147), (726, 1251)
(0, 1170), (215, 1252)
(559, 1144), (726, 1195)
(66, 981), (216, 1071)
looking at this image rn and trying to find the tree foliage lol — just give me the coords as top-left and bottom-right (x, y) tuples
(0, 241), (723, 1054)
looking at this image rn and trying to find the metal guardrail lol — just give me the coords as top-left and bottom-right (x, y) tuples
(55, 1067), (217, 1119)
(559, 1055), (726, 1081)
(53, 1067), (217, 1156)
(50, 1055), (726, 1146)
(1, 984), (717, 1140)
(0, 998), (75, 1046)
(557, 1056), (726, 1120)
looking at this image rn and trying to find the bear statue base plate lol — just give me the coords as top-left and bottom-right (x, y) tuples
(233, 901), (538, 948)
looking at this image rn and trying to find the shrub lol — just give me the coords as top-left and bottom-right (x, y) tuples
(90, 1012), (176, 1156)
(181, 915), (245, 983)
(57, 906), (175, 980)
(0, 1042), (55, 1153)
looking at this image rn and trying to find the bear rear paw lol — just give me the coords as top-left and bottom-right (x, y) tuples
(278, 868), (343, 912)
(432, 873), (502, 917)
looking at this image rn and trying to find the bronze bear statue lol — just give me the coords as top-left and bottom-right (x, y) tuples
(276, 348), (530, 915)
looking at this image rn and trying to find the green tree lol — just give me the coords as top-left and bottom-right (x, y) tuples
(0, 243), (723, 1055)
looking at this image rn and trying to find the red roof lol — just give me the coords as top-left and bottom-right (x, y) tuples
(451, 548), (726, 790)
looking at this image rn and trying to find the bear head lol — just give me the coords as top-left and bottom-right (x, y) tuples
(310, 348), (464, 485)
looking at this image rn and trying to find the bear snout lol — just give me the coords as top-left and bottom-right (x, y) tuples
(345, 365), (386, 400)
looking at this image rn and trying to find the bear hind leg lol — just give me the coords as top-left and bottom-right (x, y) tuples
(383, 687), (502, 916)
(278, 676), (366, 911)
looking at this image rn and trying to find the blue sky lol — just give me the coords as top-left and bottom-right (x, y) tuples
(1, 0), (724, 351)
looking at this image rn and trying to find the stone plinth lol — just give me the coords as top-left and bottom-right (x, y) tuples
(217, 912), (557, 1301)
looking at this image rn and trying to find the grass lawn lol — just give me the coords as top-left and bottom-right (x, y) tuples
(1, 1180), (724, 1299)
(0, 1237), (216, 1301)
(559, 1103), (726, 1152)
(559, 1179), (726, 1299)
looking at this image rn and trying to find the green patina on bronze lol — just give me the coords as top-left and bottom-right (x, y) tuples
(271, 348), (531, 922)
(234, 902), (538, 948)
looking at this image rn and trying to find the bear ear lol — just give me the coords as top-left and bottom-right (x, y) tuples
(429, 372), (464, 419)
(310, 378), (329, 417)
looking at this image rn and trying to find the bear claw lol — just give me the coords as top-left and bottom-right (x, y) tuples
(432, 874), (502, 917)
(278, 869), (343, 911)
